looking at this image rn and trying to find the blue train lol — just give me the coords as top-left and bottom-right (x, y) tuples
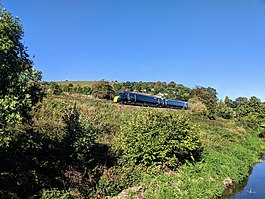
(113, 91), (189, 109)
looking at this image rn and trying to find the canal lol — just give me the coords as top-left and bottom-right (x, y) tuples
(223, 155), (265, 199)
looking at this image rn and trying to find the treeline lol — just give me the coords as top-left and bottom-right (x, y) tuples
(47, 80), (192, 101)
(47, 80), (265, 128)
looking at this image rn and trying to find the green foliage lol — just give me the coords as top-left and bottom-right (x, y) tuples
(1, 92), (263, 198)
(113, 82), (123, 93)
(0, 6), (44, 146)
(143, 117), (265, 199)
(92, 80), (115, 100)
(235, 96), (265, 128)
(41, 189), (77, 199)
(55, 80), (194, 102)
(80, 86), (92, 95)
(4, 3), (265, 199)
(118, 109), (203, 168)
(50, 82), (63, 95)
(188, 97), (207, 116)
(193, 86), (218, 119)
(96, 165), (143, 198)
(217, 100), (234, 119)
(0, 102), (114, 198)
(62, 104), (97, 166)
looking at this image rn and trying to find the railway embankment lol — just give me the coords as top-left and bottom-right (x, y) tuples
(2, 93), (264, 198)
(42, 94), (265, 198)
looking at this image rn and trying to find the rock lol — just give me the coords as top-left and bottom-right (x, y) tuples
(223, 178), (233, 187)
(112, 186), (143, 199)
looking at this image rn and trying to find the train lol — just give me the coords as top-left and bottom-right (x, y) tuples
(113, 91), (189, 109)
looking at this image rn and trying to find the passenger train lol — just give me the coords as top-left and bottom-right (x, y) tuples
(113, 91), (189, 109)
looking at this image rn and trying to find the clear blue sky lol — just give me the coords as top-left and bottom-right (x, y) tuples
(2, 0), (265, 101)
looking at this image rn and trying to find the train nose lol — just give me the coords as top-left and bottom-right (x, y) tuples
(113, 96), (120, 103)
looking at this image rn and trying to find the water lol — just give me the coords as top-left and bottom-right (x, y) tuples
(224, 155), (265, 199)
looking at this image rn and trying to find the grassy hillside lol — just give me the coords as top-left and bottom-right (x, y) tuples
(55, 80), (96, 87)
(35, 93), (265, 198)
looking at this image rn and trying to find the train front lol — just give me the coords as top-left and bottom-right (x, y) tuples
(113, 92), (127, 103)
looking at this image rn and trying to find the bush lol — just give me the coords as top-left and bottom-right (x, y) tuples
(92, 80), (115, 100)
(62, 104), (97, 166)
(118, 109), (203, 168)
(188, 97), (207, 116)
(96, 165), (143, 198)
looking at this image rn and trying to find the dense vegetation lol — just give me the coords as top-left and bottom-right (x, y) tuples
(1, 5), (265, 198)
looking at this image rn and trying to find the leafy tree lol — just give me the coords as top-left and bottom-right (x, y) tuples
(235, 97), (248, 106)
(193, 86), (218, 119)
(92, 80), (114, 100)
(235, 96), (265, 128)
(0, 6), (44, 146)
(118, 109), (203, 168)
(236, 97), (250, 118)
(217, 101), (234, 119)
(161, 81), (167, 87)
(168, 81), (176, 88)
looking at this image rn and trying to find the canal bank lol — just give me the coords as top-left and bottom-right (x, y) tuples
(141, 118), (265, 198)
(221, 155), (265, 199)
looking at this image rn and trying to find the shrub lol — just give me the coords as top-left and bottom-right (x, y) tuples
(92, 80), (115, 100)
(188, 97), (207, 116)
(96, 165), (143, 198)
(62, 104), (98, 167)
(118, 109), (203, 168)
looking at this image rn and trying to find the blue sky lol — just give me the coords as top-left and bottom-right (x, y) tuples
(2, 0), (265, 101)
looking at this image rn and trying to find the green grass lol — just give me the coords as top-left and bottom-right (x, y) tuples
(55, 80), (96, 87)
(140, 118), (265, 199)
(36, 93), (265, 198)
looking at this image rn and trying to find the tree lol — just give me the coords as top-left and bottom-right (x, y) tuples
(92, 80), (114, 100)
(0, 6), (44, 146)
(235, 96), (265, 128)
(235, 97), (248, 105)
(217, 100), (233, 119)
(193, 86), (218, 119)
(168, 81), (176, 88)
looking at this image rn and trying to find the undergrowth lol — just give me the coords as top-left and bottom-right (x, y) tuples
(32, 94), (265, 198)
